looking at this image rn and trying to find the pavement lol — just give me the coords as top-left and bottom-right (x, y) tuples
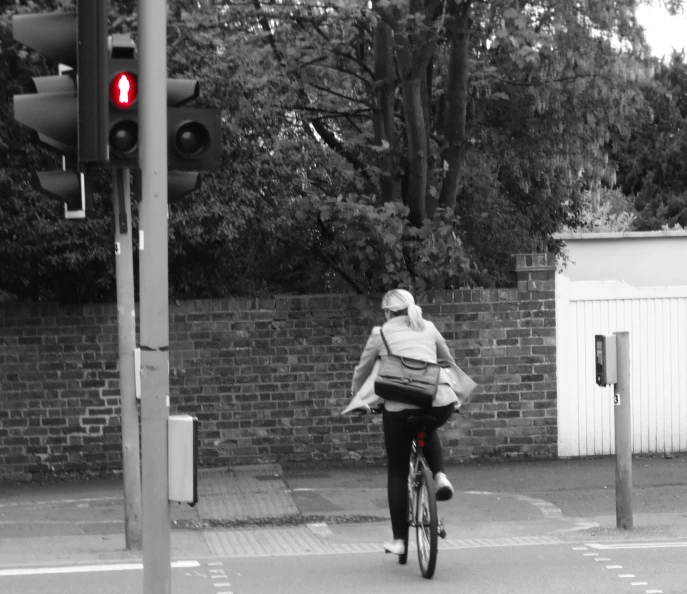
(1, 454), (687, 569)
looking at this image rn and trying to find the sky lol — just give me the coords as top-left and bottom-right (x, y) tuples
(636, 3), (687, 59)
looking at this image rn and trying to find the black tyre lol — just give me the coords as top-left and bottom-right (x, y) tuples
(416, 467), (438, 579)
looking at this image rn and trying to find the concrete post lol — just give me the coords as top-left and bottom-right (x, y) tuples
(614, 331), (633, 529)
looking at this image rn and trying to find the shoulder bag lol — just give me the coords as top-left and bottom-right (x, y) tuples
(373, 329), (440, 408)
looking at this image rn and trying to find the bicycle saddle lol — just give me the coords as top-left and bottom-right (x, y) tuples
(405, 414), (438, 432)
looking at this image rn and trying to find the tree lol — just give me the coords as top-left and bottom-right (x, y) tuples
(612, 51), (687, 230)
(0, 0), (668, 301)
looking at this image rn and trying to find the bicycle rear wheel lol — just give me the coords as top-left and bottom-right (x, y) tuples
(415, 467), (438, 579)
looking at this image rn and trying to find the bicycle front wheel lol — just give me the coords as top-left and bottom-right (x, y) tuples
(415, 467), (438, 579)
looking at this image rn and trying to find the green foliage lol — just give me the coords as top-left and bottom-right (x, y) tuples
(612, 51), (687, 230)
(561, 188), (636, 233)
(0, 0), (681, 303)
(283, 194), (471, 293)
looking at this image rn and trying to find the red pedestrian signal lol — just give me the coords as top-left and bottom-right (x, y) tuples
(110, 72), (138, 109)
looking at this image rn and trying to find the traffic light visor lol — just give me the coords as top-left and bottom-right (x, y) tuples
(110, 72), (138, 109)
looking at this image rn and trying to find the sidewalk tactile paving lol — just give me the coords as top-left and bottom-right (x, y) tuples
(203, 527), (565, 558)
(198, 465), (299, 520)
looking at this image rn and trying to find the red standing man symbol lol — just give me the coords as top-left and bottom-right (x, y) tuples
(118, 75), (131, 105)
(110, 72), (137, 109)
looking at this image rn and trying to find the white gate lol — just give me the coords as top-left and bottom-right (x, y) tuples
(556, 275), (687, 457)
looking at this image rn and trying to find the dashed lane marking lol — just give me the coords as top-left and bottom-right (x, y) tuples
(577, 542), (666, 594)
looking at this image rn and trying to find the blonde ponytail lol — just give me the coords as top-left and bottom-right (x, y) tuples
(406, 303), (425, 331)
(381, 289), (425, 331)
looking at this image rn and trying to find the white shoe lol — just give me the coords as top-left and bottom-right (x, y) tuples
(383, 539), (406, 555)
(435, 472), (454, 501)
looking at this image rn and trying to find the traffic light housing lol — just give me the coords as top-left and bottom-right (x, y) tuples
(104, 44), (222, 173)
(108, 34), (139, 168)
(168, 107), (222, 172)
(105, 38), (221, 199)
(12, 1), (105, 216)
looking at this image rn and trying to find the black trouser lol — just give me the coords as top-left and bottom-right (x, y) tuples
(382, 404), (454, 540)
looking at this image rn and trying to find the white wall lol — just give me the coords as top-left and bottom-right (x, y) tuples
(554, 231), (687, 287)
(554, 231), (687, 456)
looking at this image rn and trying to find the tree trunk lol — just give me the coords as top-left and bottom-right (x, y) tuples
(402, 75), (428, 226)
(424, 58), (437, 218)
(438, 0), (470, 211)
(373, 19), (399, 205)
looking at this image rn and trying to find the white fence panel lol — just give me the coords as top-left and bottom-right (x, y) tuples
(556, 277), (687, 457)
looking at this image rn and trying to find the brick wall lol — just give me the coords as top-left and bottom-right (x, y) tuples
(0, 254), (557, 480)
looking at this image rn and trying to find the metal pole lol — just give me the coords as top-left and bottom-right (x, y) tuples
(614, 331), (633, 529)
(112, 168), (143, 551)
(138, 0), (171, 592)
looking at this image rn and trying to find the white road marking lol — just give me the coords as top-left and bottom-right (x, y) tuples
(588, 541), (687, 550)
(572, 546), (588, 551)
(645, 590), (663, 593)
(0, 560), (199, 577)
(0, 520), (120, 525)
(510, 494), (564, 519)
(583, 552), (599, 556)
(594, 557), (611, 561)
(619, 574), (636, 578)
(631, 583), (648, 586)
(605, 565), (623, 569)
(0, 497), (121, 509)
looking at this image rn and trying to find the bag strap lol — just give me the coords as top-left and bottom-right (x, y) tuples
(379, 328), (394, 356)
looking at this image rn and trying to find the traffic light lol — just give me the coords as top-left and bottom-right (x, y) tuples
(105, 37), (221, 197)
(12, 10), (78, 156)
(108, 34), (139, 168)
(105, 52), (222, 172)
(168, 107), (222, 172)
(12, 0), (107, 216)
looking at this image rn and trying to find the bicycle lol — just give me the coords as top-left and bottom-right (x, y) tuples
(398, 412), (447, 579)
(358, 405), (457, 579)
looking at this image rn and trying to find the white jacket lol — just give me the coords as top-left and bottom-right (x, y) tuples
(345, 316), (476, 414)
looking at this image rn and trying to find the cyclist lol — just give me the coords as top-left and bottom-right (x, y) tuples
(350, 289), (465, 557)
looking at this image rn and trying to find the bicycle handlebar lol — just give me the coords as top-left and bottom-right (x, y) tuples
(351, 403), (462, 416)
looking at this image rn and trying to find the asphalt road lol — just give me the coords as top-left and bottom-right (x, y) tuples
(1, 541), (684, 594)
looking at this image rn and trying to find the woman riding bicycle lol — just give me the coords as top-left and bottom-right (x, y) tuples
(350, 289), (463, 557)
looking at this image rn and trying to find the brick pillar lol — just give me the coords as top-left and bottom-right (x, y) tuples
(513, 253), (556, 292)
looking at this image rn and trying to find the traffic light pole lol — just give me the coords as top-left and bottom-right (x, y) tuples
(112, 168), (143, 551)
(138, 1), (171, 593)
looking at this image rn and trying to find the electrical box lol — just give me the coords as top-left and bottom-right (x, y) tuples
(168, 414), (198, 506)
(595, 334), (618, 386)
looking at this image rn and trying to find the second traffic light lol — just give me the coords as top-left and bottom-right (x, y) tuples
(108, 34), (139, 167)
(107, 34), (221, 172)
